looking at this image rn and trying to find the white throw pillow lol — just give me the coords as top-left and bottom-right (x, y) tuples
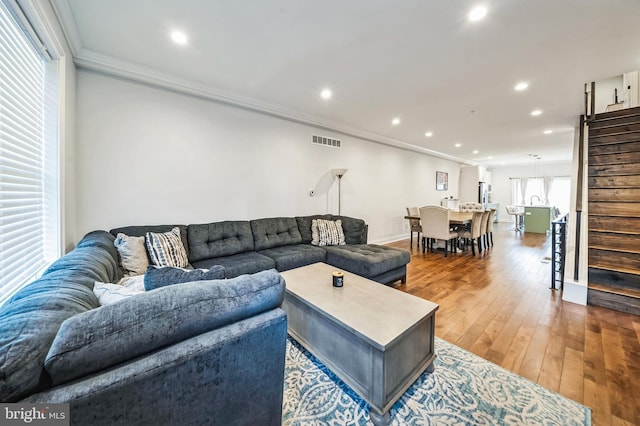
(93, 282), (144, 306)
(114, 233), (149, 276)
(311, 219), (346, 246)
(145, 227), (189, 268)
(117, 274), (146, 292)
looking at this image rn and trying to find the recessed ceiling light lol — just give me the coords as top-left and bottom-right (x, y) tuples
(544, 129), (553, 134)
(515, 82), (529, 91)
(473, 150), (479, 154)
(425, 131), (433, 137)
(392, 117), (401, 126)
(455, 143), (462, 148)
(488, 156), (494, 159)
(468, 5), (487, 22)
(531, 109), (542, 116)
(171, 31), (188, 45)
(320, 89), (332, 100)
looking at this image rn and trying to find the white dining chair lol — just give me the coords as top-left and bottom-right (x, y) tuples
(458, 211), (484, 255)
(480, 210), (492, 250)
(459, 202), (484, 212)
(486, 208), (496, 246)
(419, 205), (459, 257)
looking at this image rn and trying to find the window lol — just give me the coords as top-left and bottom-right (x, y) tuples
(0, 1), (59, 305)
(524, 177), (544, 205)
(511, 176), (571, 214)
(548, 177), (571, 215)
(511, 178), (522, 206)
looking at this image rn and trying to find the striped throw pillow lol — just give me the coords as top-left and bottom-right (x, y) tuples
(311, 219), (346, 246)
(145, 227), (189, 268)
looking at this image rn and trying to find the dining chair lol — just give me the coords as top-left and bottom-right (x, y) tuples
(458, 211), (484, 255)
(480, 209), (492, 249)
(406, 207), (421, 247)
(419, 205), (459, 257)
(459, 202), (483, 212)
(486, 208), (496, 246)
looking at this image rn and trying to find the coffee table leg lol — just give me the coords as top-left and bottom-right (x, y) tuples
(369, 408), (390, 426)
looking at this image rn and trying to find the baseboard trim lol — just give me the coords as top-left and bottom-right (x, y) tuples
(562, 280), (588, 305)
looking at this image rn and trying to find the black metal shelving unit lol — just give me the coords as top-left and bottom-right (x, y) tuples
(551, 214), (568, 290)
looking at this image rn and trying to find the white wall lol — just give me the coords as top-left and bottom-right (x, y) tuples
(489, 162), (572, 222)
(75, 70), (462, 244)
(594, 75), (623, 113)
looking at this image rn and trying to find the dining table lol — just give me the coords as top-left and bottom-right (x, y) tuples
(404, 210), (474, 252)
(404, 211), (472, 226)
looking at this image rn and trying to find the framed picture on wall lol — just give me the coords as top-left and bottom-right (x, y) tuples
(436, 171), (448, 191)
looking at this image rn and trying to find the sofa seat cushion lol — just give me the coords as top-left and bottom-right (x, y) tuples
(258, 244), (327, 272)
(323, 244), (410, 278)
(250, 217), (302, 251)
(44, 269), (285, 386)
(187, 221), (254, 263)
(191, 252), (275, 279)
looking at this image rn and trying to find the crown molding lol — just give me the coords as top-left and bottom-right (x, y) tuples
(48, 0), (82, 55)
(48, 1), (471, 165)
(74, 48), (472, 165)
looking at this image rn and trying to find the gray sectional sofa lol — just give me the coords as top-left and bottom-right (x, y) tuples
(0, 231), (287, 425)
(0, 214), (409, 425)
(111, 215), (410, 285)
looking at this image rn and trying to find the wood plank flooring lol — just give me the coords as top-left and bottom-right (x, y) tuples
(386, 223), (640, 426)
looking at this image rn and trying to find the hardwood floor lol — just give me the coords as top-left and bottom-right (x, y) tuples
(387, 223), (640, 426)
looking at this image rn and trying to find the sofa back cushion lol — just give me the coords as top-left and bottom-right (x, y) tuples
(44, 269), (285, 386)
(187, 221), (254, 262)
(331, 215), (367, 244)
(0, 231), (119, 402)
(251, 217), (302, 251)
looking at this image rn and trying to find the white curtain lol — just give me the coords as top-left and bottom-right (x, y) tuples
(543, 177), (552, 205)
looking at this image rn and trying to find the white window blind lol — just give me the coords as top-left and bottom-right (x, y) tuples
(0, 1), (53, 305)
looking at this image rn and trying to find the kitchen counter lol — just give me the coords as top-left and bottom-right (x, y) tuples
(522, 206), (553, 233)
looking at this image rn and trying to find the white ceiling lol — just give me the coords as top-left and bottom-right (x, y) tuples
(52, 0), (640, 167)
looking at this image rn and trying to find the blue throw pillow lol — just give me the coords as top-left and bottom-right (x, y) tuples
(144, 265), (226, 291)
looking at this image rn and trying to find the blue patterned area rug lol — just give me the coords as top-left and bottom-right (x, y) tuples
(282, 337), (591, 425)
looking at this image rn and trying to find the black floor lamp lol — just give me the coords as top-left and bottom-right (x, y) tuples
(331, 168), (348, 215)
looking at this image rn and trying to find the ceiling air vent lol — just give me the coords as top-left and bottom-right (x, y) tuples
(312, 134), (341, 148)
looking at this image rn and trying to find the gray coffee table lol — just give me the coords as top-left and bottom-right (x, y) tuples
(280, 262), (439, 425)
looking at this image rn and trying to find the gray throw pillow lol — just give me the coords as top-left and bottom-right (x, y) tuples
(113, 233), (149, 275)
(144, 265), (226, 291)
